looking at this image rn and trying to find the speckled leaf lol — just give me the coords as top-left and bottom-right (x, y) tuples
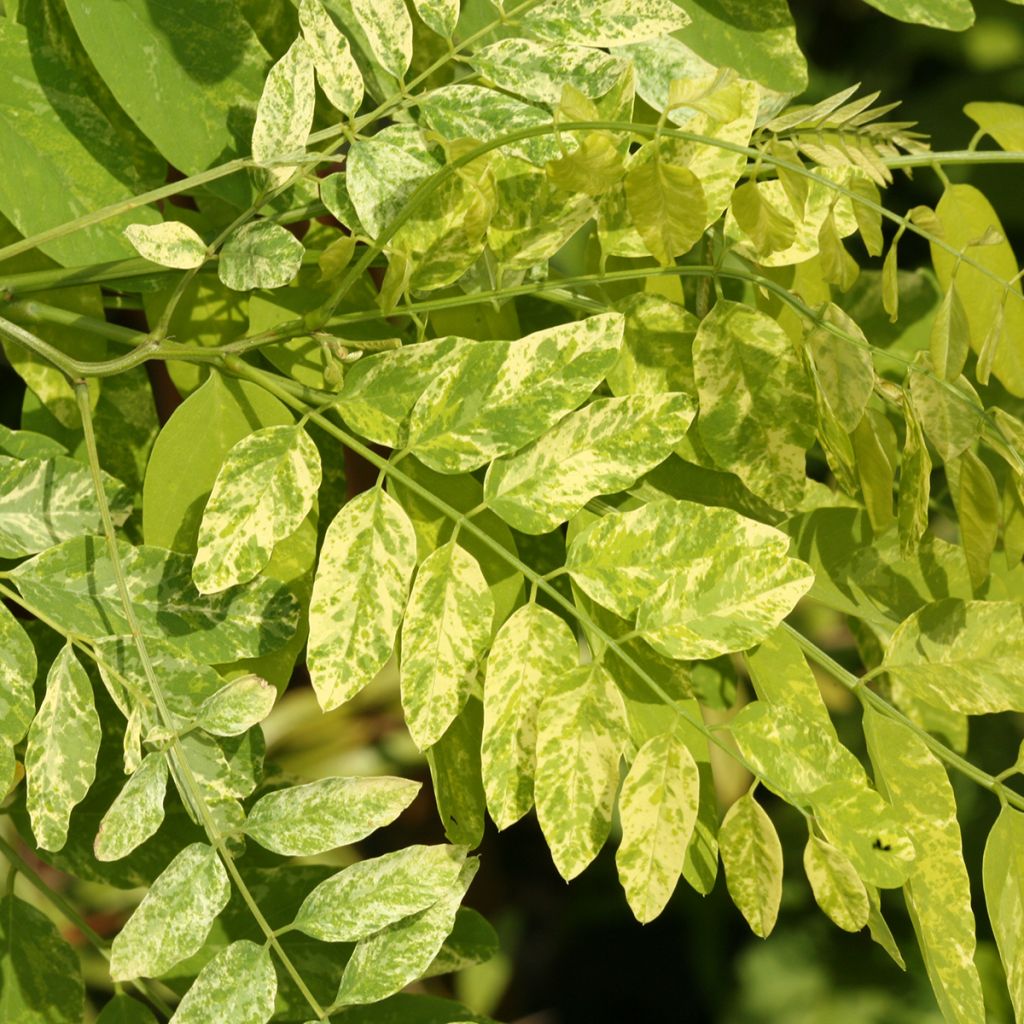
(124, 221), (207, 269)
(482, 604), (578, 831)
(535, 664), (628, 881)
(308, 489), (417, 710)
(25, 645), (100, 852)
(0, 601), (36, 745)
(0, 895), (84, 1023)
(337, 337), (471, 447)
(293, 844), (467, 941)
(299, 0), (364, 115)
(0, 454), (131, 558)
(719, 792), (783, 939)
(196, 675), (276, 737)
(218, 221), (304, 292)
(252, 37), (315, 184)
(109, 843), (230, 981)
(413, 0), (459, 36)
(983, 806), (1024, 1023)
(408, 314), (623, 474)
(883, 599), (1024, 713)
(528, 0), (689, 46)
(244, 775), (420, 855)
(470, 38), (627, 105)
(169, 941), (276, 1024)
(426, 698), (487, 848)
(193, 425), (321, 594)
(860, 0), (973, 30)
(806, 304), (875, 433)
(616, 730), (699, 923)
(335, 859), (478, 1006)
(864, 712), (985, 1024)
(624, 152), (706, 265)
(908, 355), (984, 463)
(694, 301), (817, 509)
(350, 0), (413, 78)
(803, 836), (869, 933)
(400, 542), (493, 750)
(10, 537), (300, 664)
(94, 752), (169, 863)
(483, 393), (695, 534)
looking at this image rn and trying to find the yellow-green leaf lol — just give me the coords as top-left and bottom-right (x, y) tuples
(803, 835), (869, 933)
(624, 151), (706, 265)
(983, 806), (1024, 1024)
(299, 0), (363, 115)
(124, 221), (206, 269)
(719, 792), (783, 939)
(169, 940), (276, 1024)
(94, 752), (168, 863)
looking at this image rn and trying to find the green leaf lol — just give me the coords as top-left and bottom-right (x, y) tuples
(616, 730), (699, 923)
(407, 314), (623, 473)
(624, 152), (706, 265)
(983, 806), (1024, 1024)
(0, 601), (37, 745)
(350, 0), (413, 78)
(0, 454), (131, 558)
(851, 409), (896, 534)
(528, 0), (690, 46)
(694, 301), (817, 509)
(482, 604), (578, 831)
(535, 664), (627, 881)
(413, 0), (459, 36)
(859, 0), (974, 30)
(124, 222), (207, 269)
(864, 712), (985, 1024)
(11, 537), (300, 664)
(252, 37), (315, 185)
(335, 859), (478, 1006)
(883, 598), (1024, 713)
(109, 843), (230, 981)
(908, 354), (983, 464)
(308, 489), (418, 710)
(196, 675), (277, 737)
(930, 283), (971, 382)
(0, 895), (84, 1023)
(0, 423), (66, 460)
(193, 425), (321, 594)
(243, 775), (420, 855)
(94, 752), (169, 863)
(898, 397), (932, 557)
(806, 304), (875, 434)
(483, 393), (695, 534)
(0, 18), (161, 266)
(169, 941), (276, 1024)
(424, 907), (499, 979)
(25, 644), (101, 852)
(719, 792), (783, 939)
(426, 698), (487, 848)
(293, 844), (467, 941)
(400, 541), (493, 749)
(950, 450), (999, 589)
(931, 184), (1024, 397)
(219, 221), (305, 291)
(96, 994), (159, 1024)
(299, 0), (364, 114)
(730, 181), (796, 256)
(803, 836), (869, 933)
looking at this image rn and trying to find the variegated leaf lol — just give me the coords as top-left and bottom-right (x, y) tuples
(193, 425), (321, 594)
(251, 37), (315, 184)
(482, 604), (578, 831)
(803, 835), (869, 932)
(413, 0), (460, 37)
(883, 599), (1024, 713)
(218, 221), (304, 292)
(719, 791), (783, 939)
(307, 489), (417, 710)
(350, 0), (413, 79)
(0, 600), (36, 745)
(483, 393), (695, 534)
(243, 775), (420, 855)
(25, 645), (101, 852)
(335, 859), (478, 1006)
(124, 221), (206, 269)
(109, 843), (230, 981)
(94, 752), (169, 862)
(624, 151), (706, 265)
(407, 314), (624, 474)
(195, 674), (276, 737)
(400, 541), (493, 750)
(528, 0), (690, 46)
(298, 0), (364, 115)
(535, 664), (628, 881)
(983, 806), (1024, 1023)
(169, 941), (276, 1024)
(864, 712), (985, 1024)
(0, 454), (131, 558)
(293, 844), (467, 941)
(616, 730), (700, 923)
(694, 301), (816, 509)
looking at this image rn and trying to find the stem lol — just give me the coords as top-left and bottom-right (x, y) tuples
(73, 384), (330, 1022)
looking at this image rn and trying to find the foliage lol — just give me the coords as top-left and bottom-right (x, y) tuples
(1, 0), (1024, 1022)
